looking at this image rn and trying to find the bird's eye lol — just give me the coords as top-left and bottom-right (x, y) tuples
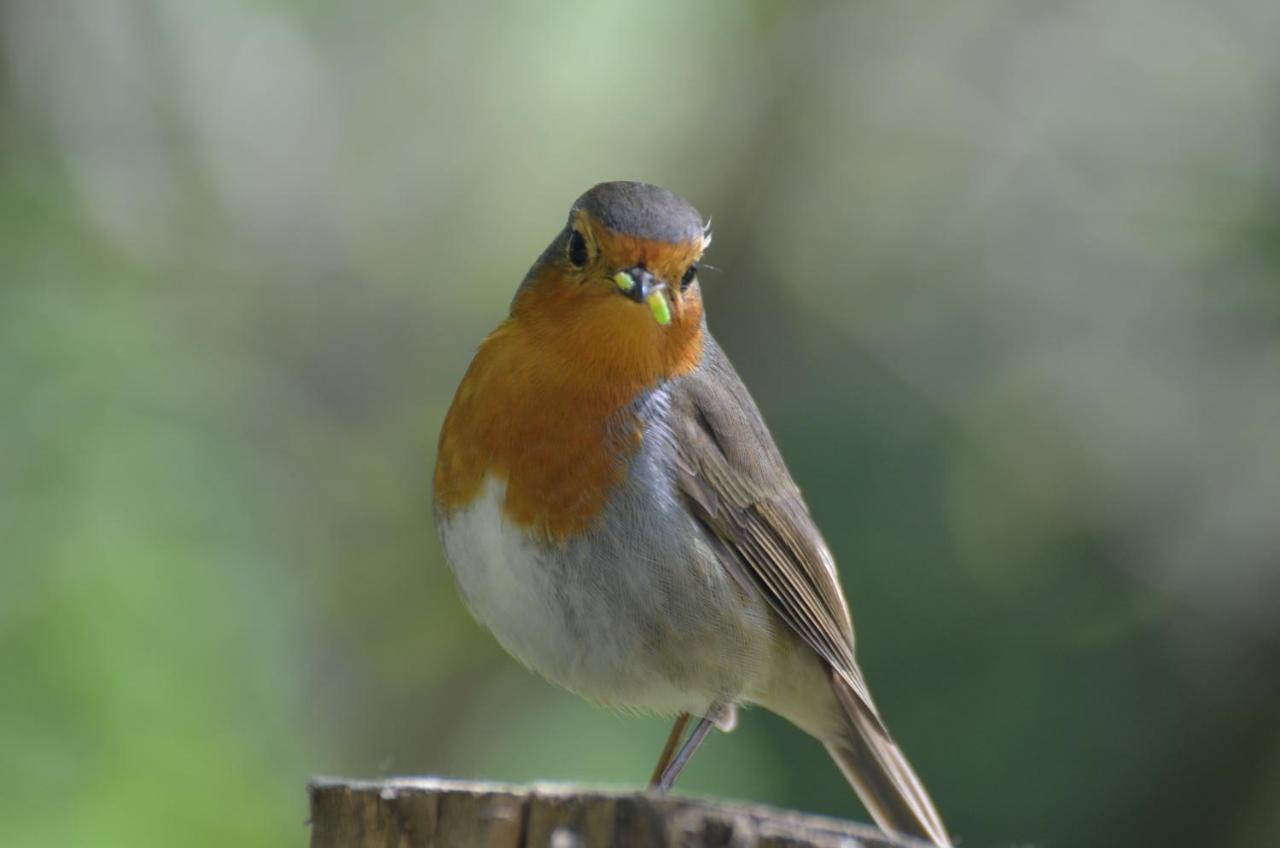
(680, 262), (699, 290)
(567, 230), (589, 267)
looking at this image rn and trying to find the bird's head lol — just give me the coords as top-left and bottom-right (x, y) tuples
(510, 181), (711, 386)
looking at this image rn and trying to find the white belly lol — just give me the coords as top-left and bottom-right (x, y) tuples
(436, 477), (773, 716)
(437, 480), (586, 689)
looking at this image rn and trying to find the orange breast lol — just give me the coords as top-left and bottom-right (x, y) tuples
(434, 312), (702, 543)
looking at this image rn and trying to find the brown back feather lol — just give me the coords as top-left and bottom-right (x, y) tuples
(669, 334), (879, 721)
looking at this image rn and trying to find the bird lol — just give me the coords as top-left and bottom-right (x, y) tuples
(432, 181), (951, 846)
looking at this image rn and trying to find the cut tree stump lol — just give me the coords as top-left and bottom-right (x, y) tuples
(308, 777), (934, 847)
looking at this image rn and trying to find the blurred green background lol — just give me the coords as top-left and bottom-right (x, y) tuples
(3, 2), (1279, 846)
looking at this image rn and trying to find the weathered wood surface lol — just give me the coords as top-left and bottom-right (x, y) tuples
(308, 777), (933, 848)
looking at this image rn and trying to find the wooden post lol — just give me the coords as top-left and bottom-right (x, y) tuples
(308, 777), (931, 847)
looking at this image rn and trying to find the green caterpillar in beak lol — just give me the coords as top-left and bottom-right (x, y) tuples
(613, 271), (672, 326)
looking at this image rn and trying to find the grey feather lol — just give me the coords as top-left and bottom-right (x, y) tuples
(668, 333), (952, 847)
(574, 181), (705, 245)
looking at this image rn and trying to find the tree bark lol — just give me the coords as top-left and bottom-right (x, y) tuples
(308, 777), (932, 847)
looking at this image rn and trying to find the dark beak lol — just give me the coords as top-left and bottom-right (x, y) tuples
(612, 266), (673, 326)
(613, 266), (660, 303)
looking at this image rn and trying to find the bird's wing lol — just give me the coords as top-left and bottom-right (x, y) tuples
(667, 335), (878, 717)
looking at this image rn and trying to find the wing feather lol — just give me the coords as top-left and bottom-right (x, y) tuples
(669, 337), (878, 717)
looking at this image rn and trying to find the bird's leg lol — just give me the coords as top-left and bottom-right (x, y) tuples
(652, 705), (721, 793)
(648, 713), (690, 789)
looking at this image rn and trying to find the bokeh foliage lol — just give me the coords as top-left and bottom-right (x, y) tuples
(2, 2), (1278, 846)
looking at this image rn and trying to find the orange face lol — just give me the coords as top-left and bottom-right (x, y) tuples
(510, 209), (708, 388)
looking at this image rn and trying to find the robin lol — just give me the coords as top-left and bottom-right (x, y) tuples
(433, 181), (951, 846)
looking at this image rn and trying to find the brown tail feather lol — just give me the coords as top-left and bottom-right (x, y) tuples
(826, 670), (952, 847)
